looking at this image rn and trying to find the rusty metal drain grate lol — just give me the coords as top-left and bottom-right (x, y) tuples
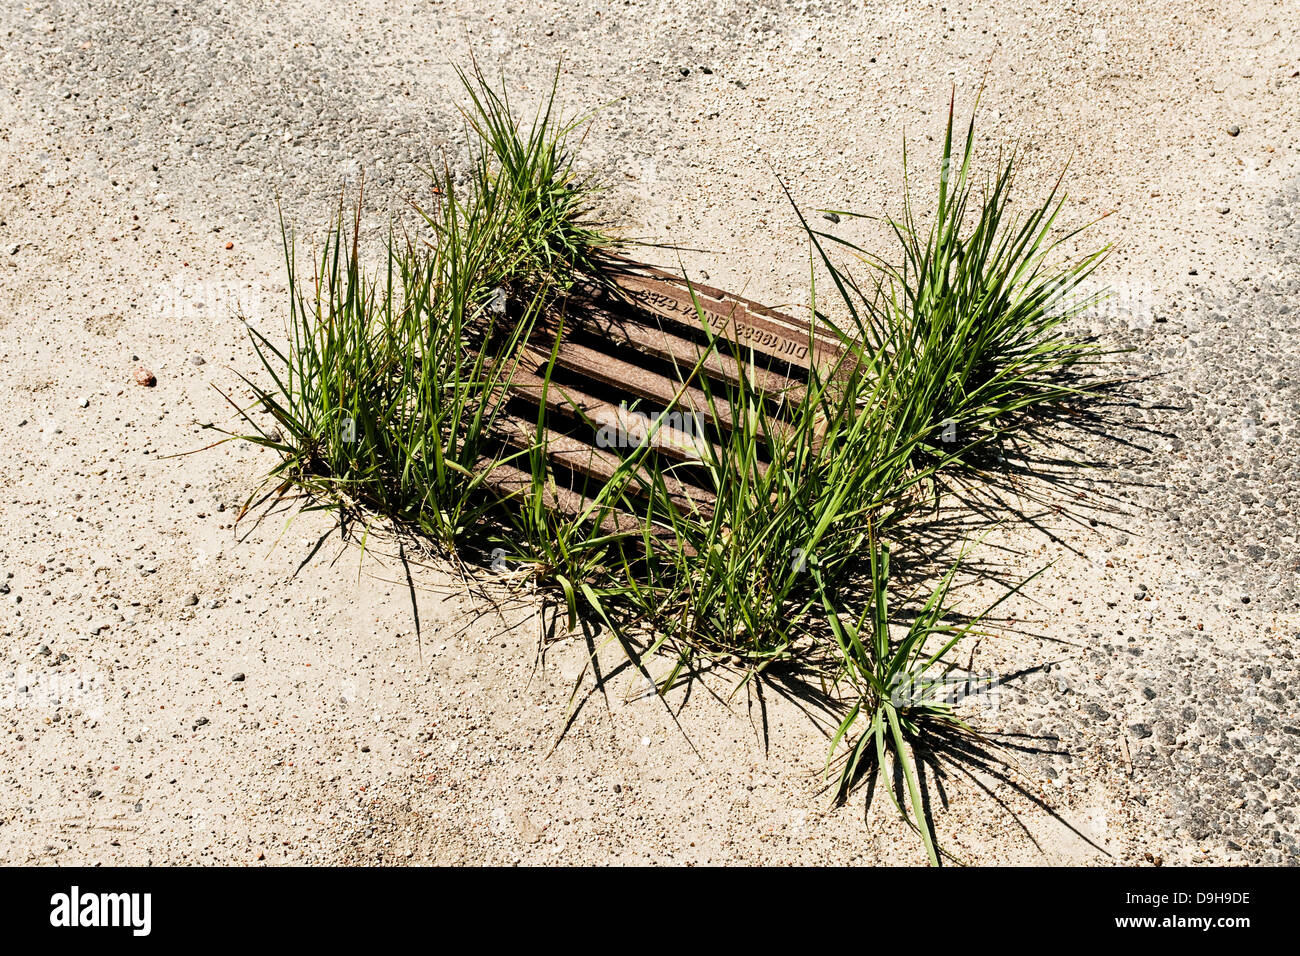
(482, 261), (847, 534)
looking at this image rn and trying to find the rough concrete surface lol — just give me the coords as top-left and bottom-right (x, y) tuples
(0, 1), (1297, 864)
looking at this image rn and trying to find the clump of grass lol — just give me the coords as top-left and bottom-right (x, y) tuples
(225, 74), (1111, 864)
(780, 99), (1113, 861)
(614, 311), (944, 669)
(230, 66), (611, 550)
(453, 64), (617, 291)
(234, 190), (549, 546)
(812, 98), (1112, 465)
(817, 536), (1041, 864)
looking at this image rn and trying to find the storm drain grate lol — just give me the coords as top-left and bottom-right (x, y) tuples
(482, 261), (848, 536)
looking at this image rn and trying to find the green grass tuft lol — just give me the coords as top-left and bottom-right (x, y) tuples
(219, 78), (1112, 865)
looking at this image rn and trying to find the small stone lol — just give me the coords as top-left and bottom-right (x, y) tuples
(1227, 124), (1240, 136)
(77, 397), (89, 408)
(1130, 722), (1154, 739)
(679, 67), (690, 76)
(230, 672), (245, 682)
(224, 241), (234, 250)
(189, 355), (206, 366)
(822, 211), (841, 224)
(134, 366), (156, 387)
(37, 644), (51, 656)
(193, 716), (209, 729)
(183, 593), (198, 606)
